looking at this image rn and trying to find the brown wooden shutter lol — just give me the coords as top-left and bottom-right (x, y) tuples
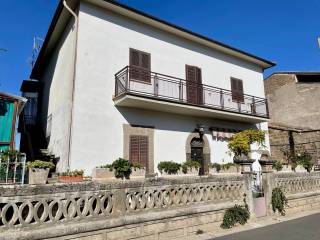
(186, 65), (202, 104)
(196, 67), (203, 104)
(129, 48), (151, 83)
(129, 135), (148, 167)
(139, 136), (148, 168)
(129, 136), (140, 164)
(231, 78), (244, 102)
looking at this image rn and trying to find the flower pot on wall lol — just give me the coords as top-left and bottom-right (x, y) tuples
(209, 167), (219, 175)
(92, 168), (116, 181)
(183, 168), (199, 176)
(219, 166), (238, 174)
(131, 168), (146, 178)
(28, 168), (49, 184)
(58, 175), (83, 183)
(294, 165), (307, 173)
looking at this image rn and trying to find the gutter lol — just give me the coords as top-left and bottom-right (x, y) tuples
(63, 0), (79, 171)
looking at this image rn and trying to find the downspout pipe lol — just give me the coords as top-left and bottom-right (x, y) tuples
(63, 0), (78, 171)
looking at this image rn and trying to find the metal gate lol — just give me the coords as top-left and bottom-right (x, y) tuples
(252, 171), (267, 217)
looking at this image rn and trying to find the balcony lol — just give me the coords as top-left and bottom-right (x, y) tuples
(114, 66), (269, 123)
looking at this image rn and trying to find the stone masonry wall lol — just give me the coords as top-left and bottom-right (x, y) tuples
(264, 73), (296, 96)
(269, 126), (320, 164)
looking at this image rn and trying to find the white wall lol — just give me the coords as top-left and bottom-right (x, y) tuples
(39, 19), (76, 171)
(66, 2), (268, 174)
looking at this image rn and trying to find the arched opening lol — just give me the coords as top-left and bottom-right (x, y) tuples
(190, 137), (204, 175)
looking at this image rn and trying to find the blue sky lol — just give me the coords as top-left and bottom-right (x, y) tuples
(1, 0), (320, 96)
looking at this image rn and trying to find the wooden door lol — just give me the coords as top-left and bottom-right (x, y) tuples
(186, 65), (202, 104)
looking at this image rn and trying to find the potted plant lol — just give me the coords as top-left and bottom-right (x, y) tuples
(228, 129), (265, 172)
(272, 161), (283, 172)
(92, 164), (115, 181)
(219, 163), (238, 174)
(131, 163), (146, 178)
(181, 160), (201, 176)
(209, 163), (221, 174)
(58, 169), (84, 183)
(158, 161), (181, 176)
(27, 160), (55, 184)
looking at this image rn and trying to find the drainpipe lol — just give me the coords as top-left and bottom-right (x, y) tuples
(63, 0), (78, 171)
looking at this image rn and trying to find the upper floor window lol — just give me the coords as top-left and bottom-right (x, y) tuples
(129, 48), (151, 83)
(230, 77), (244, 102)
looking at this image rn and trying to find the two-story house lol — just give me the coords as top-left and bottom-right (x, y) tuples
(20, 0), (274, 175)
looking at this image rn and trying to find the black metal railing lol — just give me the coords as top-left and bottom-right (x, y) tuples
(115, 66), (269, 118)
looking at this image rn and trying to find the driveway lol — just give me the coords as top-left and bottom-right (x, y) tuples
(213, 213), (320, 240)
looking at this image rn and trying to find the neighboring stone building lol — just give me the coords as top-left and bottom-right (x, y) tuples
(264, 72), (320, 164)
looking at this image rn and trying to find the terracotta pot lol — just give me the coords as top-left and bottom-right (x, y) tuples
(29, 168), (49, 184)
(58, 175), (83, 183)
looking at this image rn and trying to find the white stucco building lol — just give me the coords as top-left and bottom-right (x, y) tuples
(20, 0), (274, 175)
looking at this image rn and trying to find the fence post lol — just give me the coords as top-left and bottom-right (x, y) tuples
(243, 172), (256, 219)
(262, 171), (275, 216)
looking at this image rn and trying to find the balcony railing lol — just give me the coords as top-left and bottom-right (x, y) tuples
(115, 66), (269, 118)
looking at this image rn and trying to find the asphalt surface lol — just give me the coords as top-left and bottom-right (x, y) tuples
(213, 213), (320, 240)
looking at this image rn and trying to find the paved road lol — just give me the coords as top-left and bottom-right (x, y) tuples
(214, 213), (320, 240)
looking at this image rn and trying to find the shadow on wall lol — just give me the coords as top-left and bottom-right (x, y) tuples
(81, 3), (262, 73)
(117, 106), (256, 133)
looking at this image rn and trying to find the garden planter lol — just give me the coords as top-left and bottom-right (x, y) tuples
(58, 175), (83, 183)
(281, 164), (293, 172)
(131, 168), (146, 178)
(183, 168), (199, 176)
(294, 165), (307, 173)
(28, 168), (49, 184)
(209, 168), (219, 175)
(92, 168), (116, 181)
(219, 166), (238, 174)
(159, 170), (183, 177)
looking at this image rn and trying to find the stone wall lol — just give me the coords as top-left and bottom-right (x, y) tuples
(264, 74), (320, 129)
(264, 172), (320, 215)
(0, 175), (248, 240)
(264, 73), (296, 96)
(269, 125), (320, 164)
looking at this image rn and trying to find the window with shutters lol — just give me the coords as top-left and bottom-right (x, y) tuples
(186, 65), (203, 104)
(129, 135), (148, 168)
(129, 48), (151, 83)
(230, 78), (244, 102)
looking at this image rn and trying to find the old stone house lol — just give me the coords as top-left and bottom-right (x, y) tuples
(264, 72), (320, 164)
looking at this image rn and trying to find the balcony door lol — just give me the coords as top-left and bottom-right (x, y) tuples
(186, 65), (203, 105)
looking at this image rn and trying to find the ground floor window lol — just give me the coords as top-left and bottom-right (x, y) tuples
(129, 135), (148, 168)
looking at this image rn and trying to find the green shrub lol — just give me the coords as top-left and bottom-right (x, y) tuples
(272, 161), (283, 172)
(158, 161), (181, 174)
(271, 187), (288, 216)
(220, 204), (250, 229)
(181, 160), (201, 174)
(27, 160), (55, 169)
(228, 130), (265, 157)
(112, 158), (132, 179)
(59, 169), (84, 177)
(209, 163), (221, 172)
(0, 150), (22, 163)
(296, 152), (313, 172)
